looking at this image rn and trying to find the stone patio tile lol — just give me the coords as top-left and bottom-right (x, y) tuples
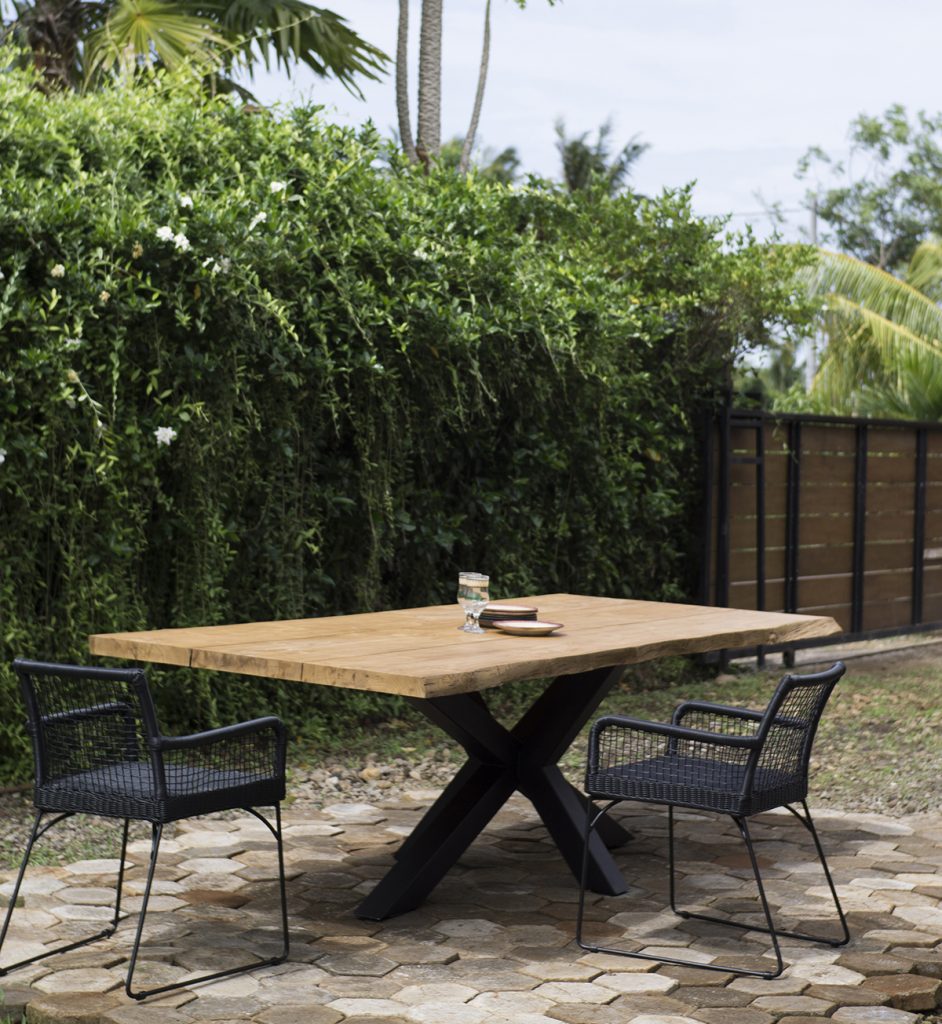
(393, 982), (477, 1004)
(21, 991), (124, 1023)
(892, 905), (942, 931)
(625, 1015), (702, 1024)
(888, 947), (942, 977)
(377, 941), (459, 965)
(750, 994), (836, 1015)
(316, 975), (403, 999)
(786, 962), (867, 985)
(256, 1007), (343, 1024)
(545, 1005), (633, 1024)
(837, 953), (915, 976)
(404, 1002), (490, 1024)
(831, 1008), (920, 1024)
(32, 968), (123, 994)
(691, 1009), (774, 1024)
(100, 1009), (194, 1024)
(595, 971), (680, 994)
(576, 951), (655, 972)
(63, 859), (127, 876)
(503, 924), (570, 947)
(859, 973), (942, 1010)
(520, 959), (601, 981)
(185, 996), (265, 1019)
(321, 803), (388, 825)
(469, 989), (555, 1014)
(532, 981), (619, 1004)
(670, 985), (756, 1008)
(317, 951), (399, 976)
(729, 976), (811, 995)
(176, 857), (243, 876)
(807, 983), (891, 1006)
(388, 960), (537, 990)
(865, 929), (940, 947)
(327, 997), (406, 1017)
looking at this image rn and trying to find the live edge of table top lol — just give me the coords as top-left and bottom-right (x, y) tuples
(89, 593), (841, 701)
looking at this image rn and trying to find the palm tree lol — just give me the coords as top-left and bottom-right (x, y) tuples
(398, 0), (553, 171)
(2, 0), (389, 94)
(398, 0), (491, 170)
(554, 118), (647, 194)
(799, 241), (942, 418)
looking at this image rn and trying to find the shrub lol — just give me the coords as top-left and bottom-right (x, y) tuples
(0, 62), (811, 778)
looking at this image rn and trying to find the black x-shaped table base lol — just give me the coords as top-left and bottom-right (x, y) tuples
(355, 664), (631, 920)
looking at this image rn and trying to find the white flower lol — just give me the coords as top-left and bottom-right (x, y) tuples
(270, 181), (287, 194)
(248, 211), (267, 231)
(218, 257), (232, 274)
(99, 290), (111, 303)
(0, 269), (5, 281)
(173, 233), (190, 252)
(0, 448), (6, 466)
(154, 426), (177, 446)
(156, 226), (174, 242)
(179, 194), (193, 208)
(63, 337), (82, 349)
(50, 263), (65, 278)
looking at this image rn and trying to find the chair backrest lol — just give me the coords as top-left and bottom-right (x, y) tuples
(13, 659), (161, 788)
(748, 660), (845, 795)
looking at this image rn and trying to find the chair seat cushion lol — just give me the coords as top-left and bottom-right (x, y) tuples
(35, 760), (285, 822)
(586, 753), (806, 815)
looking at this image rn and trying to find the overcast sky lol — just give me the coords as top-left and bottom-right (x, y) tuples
(243, 0), (942, 241)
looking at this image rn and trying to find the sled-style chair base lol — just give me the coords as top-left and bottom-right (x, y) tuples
(577, 662), (850, 979)
(0, 659), (290, 1000)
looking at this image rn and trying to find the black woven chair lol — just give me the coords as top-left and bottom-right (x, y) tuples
(0, 659), (289, 1000)
(577, 661), (849, 979)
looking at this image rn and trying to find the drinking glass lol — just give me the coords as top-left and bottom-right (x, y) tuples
(457, 572), (490, 633)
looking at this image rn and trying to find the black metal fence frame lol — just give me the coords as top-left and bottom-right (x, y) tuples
(702, 405), (942, 663)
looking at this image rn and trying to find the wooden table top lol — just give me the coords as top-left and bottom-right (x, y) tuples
(89, 594), (841, 700)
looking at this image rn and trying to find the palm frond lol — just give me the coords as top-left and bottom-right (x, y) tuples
(804, 249), (942, 345)
(203, 0), (388, 93)
(85, 0), (222, 78)
(906, 237), (942, 302)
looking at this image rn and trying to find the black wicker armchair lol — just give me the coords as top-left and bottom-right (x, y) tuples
(578, 661), (849, 979)
(0, 659), (289, 1000)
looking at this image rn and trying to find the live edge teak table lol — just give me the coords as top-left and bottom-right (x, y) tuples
(89, 593), (839, 921)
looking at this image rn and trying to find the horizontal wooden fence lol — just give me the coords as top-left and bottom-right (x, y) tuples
(703, 408), (942, 659)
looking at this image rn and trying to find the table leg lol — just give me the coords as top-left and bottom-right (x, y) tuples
(355, 664), (630, 920)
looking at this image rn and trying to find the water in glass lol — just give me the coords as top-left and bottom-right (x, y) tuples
(457, 572), (490, 633)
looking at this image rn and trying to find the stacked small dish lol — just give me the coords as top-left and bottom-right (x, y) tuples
(479, 603), (538, 629)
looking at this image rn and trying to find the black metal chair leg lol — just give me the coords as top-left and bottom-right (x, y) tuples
(578, 805), (783, 978)
(676, 809), (849, 950)
(0, 811), (124, 976)
(126, 807), (289, 1001)
(785, 800), (850, 945)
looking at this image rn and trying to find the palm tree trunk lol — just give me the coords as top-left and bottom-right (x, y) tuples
(416, 0), (443, 165)
(459, 0), (490, 174)
(396, 0), (419, 163)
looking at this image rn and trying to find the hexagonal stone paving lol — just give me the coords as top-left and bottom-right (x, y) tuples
(1, 797), (942, 1023)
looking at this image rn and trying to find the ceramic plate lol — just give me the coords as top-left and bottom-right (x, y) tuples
(493, 620), (563, 636)
(482, 603), (539, 616)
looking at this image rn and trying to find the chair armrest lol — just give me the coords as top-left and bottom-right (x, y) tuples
(590, 714), (761, 753)
(152, 716), (286, 752)
(671, 701), (765, 727)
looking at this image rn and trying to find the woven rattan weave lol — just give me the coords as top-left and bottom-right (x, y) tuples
(0, 659), (289, 1000)
(578, 661), (850, 979)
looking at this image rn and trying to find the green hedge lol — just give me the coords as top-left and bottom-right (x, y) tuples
(0, 64), (810, 779)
